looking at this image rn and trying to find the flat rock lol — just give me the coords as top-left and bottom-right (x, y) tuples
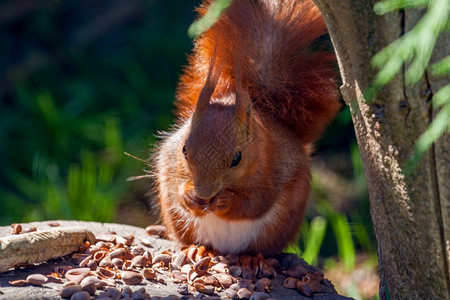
(0, 221), (354, 299)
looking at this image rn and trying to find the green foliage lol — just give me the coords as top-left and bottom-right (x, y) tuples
(188, 0), (233, 38)
(0, 1), (197, 225)
(373, 0), (448, 85)
(0, 86), (133, 222)
(312, 174), (356, 272)
(301, 216), (328, 265)
(289, 140), (375, 274)
(370, 0), (450, 170)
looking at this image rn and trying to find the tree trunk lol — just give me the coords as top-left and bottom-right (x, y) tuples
(312, 0), (450, 299)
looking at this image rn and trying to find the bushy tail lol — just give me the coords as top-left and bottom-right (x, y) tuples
(176, 0), (340, 143)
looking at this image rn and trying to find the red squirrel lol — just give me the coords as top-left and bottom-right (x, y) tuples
(154, 0), (340, 255)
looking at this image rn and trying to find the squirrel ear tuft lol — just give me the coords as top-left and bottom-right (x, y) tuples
(194, 44), (221, 115)
(234, 53), (251, 117)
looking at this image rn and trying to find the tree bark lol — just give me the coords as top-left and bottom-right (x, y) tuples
(312, 0), (450, 299)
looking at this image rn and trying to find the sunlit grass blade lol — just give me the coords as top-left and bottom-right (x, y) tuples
(331, 214), (356, 272)
(352, 212), (375, 253)
(284, 243), (302, 257)
(302, 216), (327, 265)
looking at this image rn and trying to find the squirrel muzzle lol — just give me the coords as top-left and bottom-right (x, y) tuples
(183, 187), (232, 217)
(192, 177), (222, 200)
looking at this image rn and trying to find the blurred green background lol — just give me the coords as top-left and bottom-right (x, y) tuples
(0, 1), (377, 298)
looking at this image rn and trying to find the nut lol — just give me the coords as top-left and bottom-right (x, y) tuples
(60, 285), (82, 298)
(210, 262), (228, 274)
(229, 265), (242, 277)
(122, 259), (133, 270)
(211, 273), (233, 289)
(131, 246), (145, 257)
(237, 287), (253, 299)
(296, 281), (313, 297)
(193, 256), (211, 275)
(254, 278), (271, 293)
(172, 253), (187, 269)
(121, 286), (132, 298)
(193, 283), (215, 295)
(80, 282), (96, 296)
(78, 255), (92, 268)
(301, 273), (323, 293)
(142, 268), (157, 280)
(196, 245), (207, 261)
(187, 269), (200, 283)
(46, 274), (63, 283)
(284, 265), (308, 279)
(109, 248), (134, 261)
(99, 287), (121, 300)
(143, 250), (152, 262)
(283, 277), (299, 289)
(86, 260), (98, 271)
(112, 258), (124, 268)
(152, 254), (171, 267)
(121, 270), (143, 285)
(186, 247), (197, 264)
(10, 224), (22, 234)
(225, 288), (238, 299)
(80, 276), (106, 288)
(180, 264), (192, 274)
(264, 258), (280, 269)
(70, 291), (90, 300)
(92, 250), (108, 262)
(22, 226), (37, 233)
(99, 256), (114, 268)
(230, 279), (253, 291)
(116, 234), (134, 246)
(258, 260), (276, 278)
(132, 255), (151, 268)
(26, 274), (48, 286)
(65, 268), (91, 284)
(172, 270), (187, 282)
(97, 267), (115, 278)
(9, 279), (28, 286)
(145, 225), (166, 237)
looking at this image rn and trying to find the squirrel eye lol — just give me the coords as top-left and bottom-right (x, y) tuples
(230, 151), (242, 168)
(182, 145), (188, 160)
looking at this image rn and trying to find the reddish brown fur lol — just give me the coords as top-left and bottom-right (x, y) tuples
(176, 0), (340, 143)
(154, 0), (340, 255)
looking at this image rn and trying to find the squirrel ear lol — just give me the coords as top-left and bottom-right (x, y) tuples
(234, 54), (251, 118)
(194, 45), (221, 115)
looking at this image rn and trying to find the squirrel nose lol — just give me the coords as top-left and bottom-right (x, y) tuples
(195, 184), (221, 200)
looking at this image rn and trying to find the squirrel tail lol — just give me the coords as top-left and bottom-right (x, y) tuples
(176, 0), (340, 143)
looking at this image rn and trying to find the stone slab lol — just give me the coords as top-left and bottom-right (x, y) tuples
(0, 221), (353, 300)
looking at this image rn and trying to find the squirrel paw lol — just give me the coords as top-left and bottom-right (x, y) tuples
(183, 190), (209, 216)
(183, 189), (232, 217)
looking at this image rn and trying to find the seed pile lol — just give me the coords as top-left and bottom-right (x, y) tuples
(6, 224), (338, 299)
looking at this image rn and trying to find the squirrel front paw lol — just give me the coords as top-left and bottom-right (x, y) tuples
(183, 189), (232, 217)
(208, 193), (232, 216)
(183, 190), (209, 216)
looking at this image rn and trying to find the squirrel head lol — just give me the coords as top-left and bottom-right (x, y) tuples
(183, 56), (255, 200)
(185, 93), (253, 200)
